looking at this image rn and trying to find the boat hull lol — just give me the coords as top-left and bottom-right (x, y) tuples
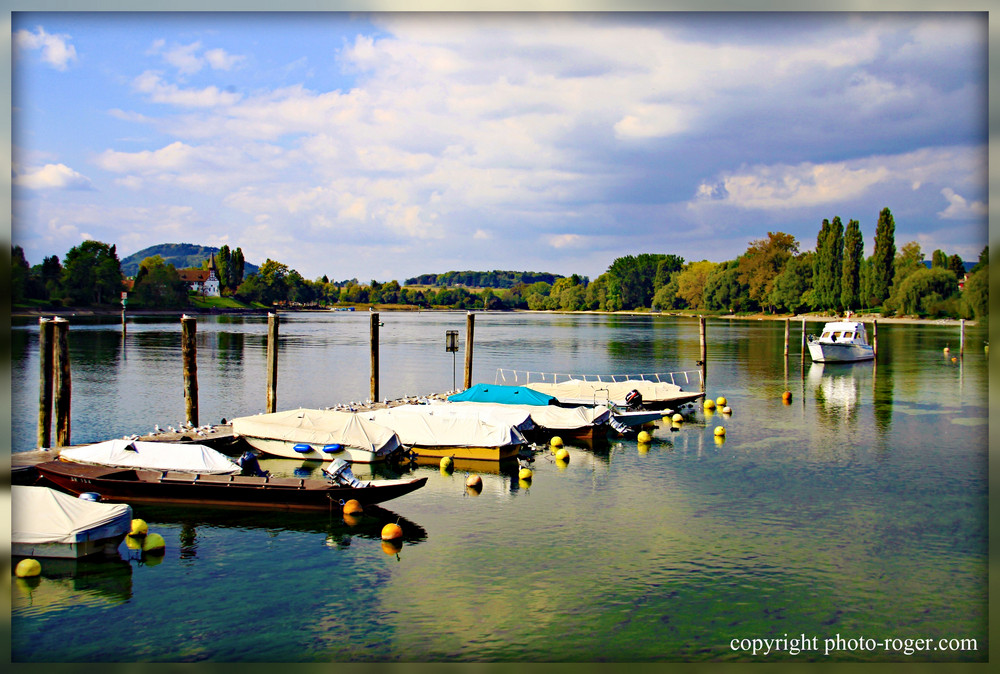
(34, 461), (427, 511)
(407, 444), (522, 462)
(807, 341), (874, 363)
(241, 435), (390, 463)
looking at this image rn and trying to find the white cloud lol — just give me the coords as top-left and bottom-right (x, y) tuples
(938, 187), (987, 220)
(133, 71), (242, 107)
(14, 27), (78, 71)
(14, 164), (93, 190)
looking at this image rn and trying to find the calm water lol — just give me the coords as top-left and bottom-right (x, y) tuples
(8, 312), (989, 662)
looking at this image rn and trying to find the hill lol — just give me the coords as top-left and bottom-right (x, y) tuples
(121, 243), (259, 277)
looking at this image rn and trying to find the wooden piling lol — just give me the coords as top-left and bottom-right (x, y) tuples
(872, 319), (878, 357)
(370, 312), (380, 403)
(801, 318), (807, 361)
(52, 318), (71, 447)
(38, 318), (54, 449)
(698, 316), (707, 391)
(783, 318), (790, 358)
(464, 312), (475, 389)
(266, 312), (279, 413)
(181, 315), (199, 427)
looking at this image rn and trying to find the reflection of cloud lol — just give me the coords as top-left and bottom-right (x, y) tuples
(14, 164), (93, 190)
(938, 187), (987, 219)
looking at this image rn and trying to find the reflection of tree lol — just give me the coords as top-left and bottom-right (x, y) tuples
(872, 358), (893, 443)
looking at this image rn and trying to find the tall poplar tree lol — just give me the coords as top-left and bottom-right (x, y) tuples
(215, 245), (232, 291)
(871, 207), (896, 305)
(813, 217), (843, 310)
(840, 219), (863, 310)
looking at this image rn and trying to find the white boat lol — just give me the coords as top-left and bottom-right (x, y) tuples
(807, 320), (875, 362)
(436, 399), (614, 443)
(524, 378), (704, 411)
(58, 439), (241, 475)
(231, 408), (404, 463)
(363, 404), (527, 461)
(13, 485), (133, 559)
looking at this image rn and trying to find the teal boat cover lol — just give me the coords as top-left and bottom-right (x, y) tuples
(448, 383), (556, 406)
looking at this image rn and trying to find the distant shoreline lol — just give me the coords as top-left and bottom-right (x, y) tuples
(10, 305), (977, 327)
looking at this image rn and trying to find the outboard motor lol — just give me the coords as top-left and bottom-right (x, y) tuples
(326, 458), (368, 488)
(624, 389), (643, 410)
(237, 450), (270, 477)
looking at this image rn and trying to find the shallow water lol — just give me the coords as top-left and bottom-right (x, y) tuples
(9, 312), (989, 662)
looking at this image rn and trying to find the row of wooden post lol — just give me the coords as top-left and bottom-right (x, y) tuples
(37, 318), (71, 448)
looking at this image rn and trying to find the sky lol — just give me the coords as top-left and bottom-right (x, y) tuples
(9, 10), (990, 284)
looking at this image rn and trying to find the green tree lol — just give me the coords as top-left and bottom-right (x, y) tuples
(883, 242), (925, 315)
(737, 232), (798, 313)
(704, 259), (752, 313)
(11, 246), (30, 304)
(605, 253), (668, 310)
(947, 254), (965, 281)
(38, 255), (63, 299)
(813, 217), (844, 311)
(60, 240), (123, 306)
(236, 258), (291, 305)
(669, 260), (717, 310)
(970, 246), (988, 273)
(131, 255), (188, 308)
(931, 249), (948, 269)
(890, 267), (959, 317)
(962, 265), (988, 320)
(653, 255), (685, 292)
(870, 207), (896, 305)
(770, 252), (815, 314)
(840, 219), (863, 311)
(215, 245), (232, 292)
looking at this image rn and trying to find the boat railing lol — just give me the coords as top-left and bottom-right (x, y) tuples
(494, 368), (704, 388)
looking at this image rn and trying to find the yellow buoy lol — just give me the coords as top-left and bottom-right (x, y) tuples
(466, 474), (483, 489)
(944, 346), (950, 353)
(518, 467), (533, 481)
(555, 447), (570, 463)
(342, 499), (363, 515)
(637, 430), (652, 443)
(129, 518), (148, 537)
(716, 396), (727, 406)
(638, 442), (650, 455)
(381, 522), (403, 541)
(671, 413), (684, 423)
(440, 456), (454, 472)
(951, 357), (958, 363)
(704, 399), (716, 410)
(142, 532), (166, 554)
(125, 534), (143, 551)
(714, 426), (726, 437)
(550, 436), (564, 448)
(15, 558), (41, 578)
(714, 434), (726, 446)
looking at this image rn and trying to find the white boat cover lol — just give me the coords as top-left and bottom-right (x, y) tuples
(440, 401), (610, 430)
(526, 379), (688, 405)
(420, 401), (536, 432)
(232, 408), (403, 458)
(59, 439), (241, 474)
(364, 405), (526, 448)
(13, 485), (132, 546)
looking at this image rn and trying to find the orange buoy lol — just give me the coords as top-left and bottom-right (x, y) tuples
(343, 499), (363, 515)
(782, 391), (792, 401)
(466, 474), (483, 489)
(381, 522), (403, 541)
(381, 539), (403, 555)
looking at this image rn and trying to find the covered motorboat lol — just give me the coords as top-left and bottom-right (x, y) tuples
(447, 383), (557, 406)
(231, 408), (404, 463)
(525, 379), (704, 411)
(440, 400), (614, 443)
(13, 485), (133, 559)
(807, 320), (875, 363)
(59, 439), (241, 475)
(363, 404), (527, 461)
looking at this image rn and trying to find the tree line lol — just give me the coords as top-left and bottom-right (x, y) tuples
(10, 206), (990, 320)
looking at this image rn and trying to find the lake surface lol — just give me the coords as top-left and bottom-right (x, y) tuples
(8, 311), (989, 662)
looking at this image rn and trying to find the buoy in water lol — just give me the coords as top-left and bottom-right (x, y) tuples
(466, 474), (482, 489)
(722, 406), (732, 415)
(714, 426), (726, 437)
(555, 447), (570, 463)
(342, 499), (363, 515)
(704, 399), (716, 410)
(15, 558), (41, 578)
(381, 539), (403, 555)
(550, 436), (564, 448)
(129, 518), (148, 537)
(381, 522), (403, 541)
(637, 430), (652, 443)
(782, 391), (792, 401)
(518, 467), (533, 481)
(951, 357), (958, 363)
(142, 532), (166, 554)
(440, 456), (454, 472)
(716, 396), (727, 406)
(671, 413), (684, 423)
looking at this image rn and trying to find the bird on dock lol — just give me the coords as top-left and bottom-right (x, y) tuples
(153, 424), (162, 434)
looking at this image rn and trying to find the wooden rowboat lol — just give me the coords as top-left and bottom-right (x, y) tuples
(34, 460), (427, 512)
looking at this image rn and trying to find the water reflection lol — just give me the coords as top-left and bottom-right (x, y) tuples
(11, 556), (134, 612)
(808, 362), (873, 428)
